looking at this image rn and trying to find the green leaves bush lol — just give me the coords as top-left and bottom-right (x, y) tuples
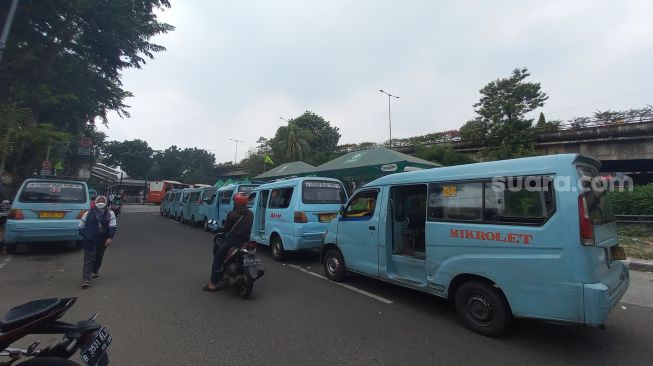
(609, 184), (653, 215)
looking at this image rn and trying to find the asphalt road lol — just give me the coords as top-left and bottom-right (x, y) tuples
(1, 208), (652, 366)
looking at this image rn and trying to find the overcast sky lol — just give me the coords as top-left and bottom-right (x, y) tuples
(104, 0), (653, 164)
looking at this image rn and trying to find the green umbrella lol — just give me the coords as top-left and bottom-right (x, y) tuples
(214, 180), (224, 188)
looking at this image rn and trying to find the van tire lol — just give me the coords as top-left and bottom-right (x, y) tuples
(323, 248), (346, 282)
(191, 215), (196, 227)
(5, 243), (17, 254)
(270, 235), (285, 261)
(454, 281), (511, 337)
(203, 218), (209, 231)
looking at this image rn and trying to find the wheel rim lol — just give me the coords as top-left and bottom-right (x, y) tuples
(466, 293), (494, 326)
(326, 256), (340, 276)
(204, 219), (208, 230)
(272, 241), (280, 257)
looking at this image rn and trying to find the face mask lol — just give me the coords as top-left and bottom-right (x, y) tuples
(96, 202), (107, 209)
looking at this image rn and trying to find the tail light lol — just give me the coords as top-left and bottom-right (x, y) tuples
(578, 195), (594, 246)
(8, 209), (24, 220)
(76, 210), (87, 219)
(294, 211), (308, 223)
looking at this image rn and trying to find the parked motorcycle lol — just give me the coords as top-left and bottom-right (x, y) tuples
(0, 298), (110, 366)
(212, 232), (265, 299)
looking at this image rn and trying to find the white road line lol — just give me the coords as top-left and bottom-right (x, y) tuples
(288, 264), (393, 304)
(0, 255), (12, 269)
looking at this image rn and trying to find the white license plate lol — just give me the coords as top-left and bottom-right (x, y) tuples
(80, 327), (111, 366)
(243, 257), (261, 267)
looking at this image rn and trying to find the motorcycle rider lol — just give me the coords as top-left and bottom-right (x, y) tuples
(203, 192), (253, 291)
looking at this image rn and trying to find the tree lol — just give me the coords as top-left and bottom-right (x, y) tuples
(268, 111), (340, 165)
(534, 112), (562, 133)
(415, 145), (474, 166)
(461, 67), (548, 160)
(102, 139), (154, 179)
(0, 1), (173, 181)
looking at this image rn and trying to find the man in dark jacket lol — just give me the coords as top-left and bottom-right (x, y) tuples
(79, 195), (117, 289)
(203, 192), (253, 291)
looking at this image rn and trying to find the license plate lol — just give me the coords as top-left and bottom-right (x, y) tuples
(611, 245), (626, 260)
(318, 213), (336, 223)
(243, 256), (261, 267)
(80, 327), (112, 366)
(39, 211), (65, 219)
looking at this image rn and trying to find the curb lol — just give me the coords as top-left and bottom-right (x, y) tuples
(624, 259), (653, 272)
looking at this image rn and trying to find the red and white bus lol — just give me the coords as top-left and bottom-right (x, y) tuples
(146, 180), (190, 204)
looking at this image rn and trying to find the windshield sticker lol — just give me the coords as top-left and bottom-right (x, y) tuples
(304, 181), (341, 189)
(449, 228), (533, 245)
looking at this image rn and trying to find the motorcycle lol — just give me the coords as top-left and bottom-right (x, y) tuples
(0, 298), (110, 366)
(212, 232), (265, 299)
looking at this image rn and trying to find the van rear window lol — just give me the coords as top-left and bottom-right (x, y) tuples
(577, 166), (615, 224)
(19, 181), (87, 204)
(302, 181), (346, 204)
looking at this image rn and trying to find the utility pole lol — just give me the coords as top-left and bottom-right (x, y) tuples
(0, 0), (20, 64)
(229, 138), (244, 164)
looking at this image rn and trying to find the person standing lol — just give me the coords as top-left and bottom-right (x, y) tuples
(79, 195), (117, 289)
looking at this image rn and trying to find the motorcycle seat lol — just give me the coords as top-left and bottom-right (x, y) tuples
(0, 298), (60, 332)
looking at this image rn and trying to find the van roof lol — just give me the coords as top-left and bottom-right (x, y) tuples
(255, 176), (343, 190)
(366, 153), (597, 187)
(25, 177), (87, 184)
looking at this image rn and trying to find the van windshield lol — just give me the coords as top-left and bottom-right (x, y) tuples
(19, 181), (87, 204)
(302, 181), (346, 204)
(577, 166), (615, 224)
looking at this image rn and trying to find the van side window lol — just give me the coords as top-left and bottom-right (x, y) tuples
(428, 183), (483, 221)
(220, 190), (233, 204)
(484, 177), (555, 224)
(342, 189), (378, 220)
(269, 188), (293, 209)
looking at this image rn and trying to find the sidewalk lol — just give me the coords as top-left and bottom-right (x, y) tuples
(624, 258), (653, 272)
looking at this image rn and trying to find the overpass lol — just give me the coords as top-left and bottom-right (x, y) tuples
(395, 120), (653, 173)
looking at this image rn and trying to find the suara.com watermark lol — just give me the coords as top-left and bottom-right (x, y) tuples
(490, 175), (633, 193)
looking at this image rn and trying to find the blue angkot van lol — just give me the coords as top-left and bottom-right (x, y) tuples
(4, 178), (91, 253)
(320, 154), (629, 336)
(251, 177), (347, 260)
(196, 187), (216, 230)
(163, 189), (180, 217)
(206, 183), (259, 231)
(181, 188), (202, 225)
(170, 188), (189, 221)
(160, 191), (171, 215)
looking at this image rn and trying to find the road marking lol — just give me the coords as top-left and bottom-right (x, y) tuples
(288, 264), (393, 304)
(0, 255), (12, 269)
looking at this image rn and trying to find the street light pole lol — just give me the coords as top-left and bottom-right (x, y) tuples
(0, 0), (20, 64)
(229, 138), (244, 164)
(379, 89), (399, 148)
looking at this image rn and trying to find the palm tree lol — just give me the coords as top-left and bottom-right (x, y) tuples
(279, 125), (310, 161)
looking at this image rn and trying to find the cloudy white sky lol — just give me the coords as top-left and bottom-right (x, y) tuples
(104, 0), (653, 164)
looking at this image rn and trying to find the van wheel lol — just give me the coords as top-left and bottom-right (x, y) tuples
(203, 218), (209, 231)
(5, 243), (17, 254)
(270, 236), (285, 261)
(454, 281), (511, 337)
(191, 215), (196, 227)
(324, 248), (346, 282)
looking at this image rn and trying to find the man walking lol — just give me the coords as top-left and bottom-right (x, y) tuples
(79, 195), (117, 289)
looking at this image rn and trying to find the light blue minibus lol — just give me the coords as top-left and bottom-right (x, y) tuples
(160, 191), (171, 215)
(206, 182), (260, 231)
(163, 189), (180, 217)
(170, 188), (189, 221)
(4, 178), (91, 253)
(251, 177), (347, 260)
(196, 187), (216, 230)
(320, 154), (629, 336)
(181, 188), (202, 225)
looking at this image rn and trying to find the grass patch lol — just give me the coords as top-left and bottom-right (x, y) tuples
(618, 224), (653, 260)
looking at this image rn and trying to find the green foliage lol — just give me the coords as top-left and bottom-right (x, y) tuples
(462, 67), (548, 160)
(0, 0), (173, 182)
(415, 145), (474, 166)
(149, 146), (217, 184)
(102, 139), (154, 179)
(609, 184), (653, 215)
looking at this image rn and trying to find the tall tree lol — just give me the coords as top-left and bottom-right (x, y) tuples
(268, 111), (340, 165)
(102, 139), (154, 179)
(460, 67), (548, 160)
(0, 1), (173, 180)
